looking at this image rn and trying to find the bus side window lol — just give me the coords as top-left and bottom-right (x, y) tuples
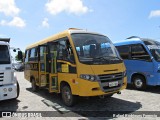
(40, 47), (43, 57)
(25, 50), (29, 62)
(116, 46), (130, 59)
(49, 42), (58, 59)
(58, 40), (66, 60)
(30, 48), (35, 58)
(131, 44), (150, 61)
(34, 47), (38, 60)
(28, 48), (36, 61)
(39, 46), (47, 61)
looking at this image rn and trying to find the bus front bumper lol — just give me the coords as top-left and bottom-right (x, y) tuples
(0, 83), (17, 101)
(77, 77), (127, 97)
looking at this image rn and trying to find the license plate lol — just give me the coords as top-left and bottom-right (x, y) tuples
(109, 81), (118, 87)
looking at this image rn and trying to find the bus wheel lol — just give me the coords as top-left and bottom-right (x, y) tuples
(16, 81), (20, 98)
(61, 85), (77, 107)
(31, 79), (38, 92)
(133, 75), (146, 90)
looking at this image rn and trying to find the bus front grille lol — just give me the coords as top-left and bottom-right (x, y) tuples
(98, 72), (124, 92)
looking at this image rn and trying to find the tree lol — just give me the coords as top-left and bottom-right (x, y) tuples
(15, 52), (25, 61)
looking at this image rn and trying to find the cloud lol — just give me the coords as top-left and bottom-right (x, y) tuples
(0, 0), (26, 28)
(42, 18), (49, 28)
(149, 10), (160, 18)
(45, 0), (90, 15)
(0, 0), (20, 17)
(0, 17), (26, 28)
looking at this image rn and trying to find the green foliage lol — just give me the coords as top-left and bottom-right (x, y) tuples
(15, 52), (25, 61)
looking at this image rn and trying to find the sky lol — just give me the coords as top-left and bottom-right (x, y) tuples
(0, 0), (160, 55)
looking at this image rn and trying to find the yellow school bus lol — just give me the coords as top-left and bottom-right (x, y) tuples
(24, 28), (127, 106)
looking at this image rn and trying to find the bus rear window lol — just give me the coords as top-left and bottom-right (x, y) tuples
(0, 45), (10, 64)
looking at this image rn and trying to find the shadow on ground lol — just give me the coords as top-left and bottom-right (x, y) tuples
(26, 87), (142, 118)
(0, 99), (20, 111)
(0, 98), (20, 118)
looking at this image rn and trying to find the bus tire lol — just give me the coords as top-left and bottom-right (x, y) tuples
(31, 78), (38, 92)
(16, 81), (20, 98)
(132, 75), (146, 90)
(61, 85), (77, 107)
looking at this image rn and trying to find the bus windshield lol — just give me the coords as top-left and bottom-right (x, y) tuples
(0, 45), (10, 64)
(71, 33), (122, 65)
(144, 40), (160, 62)
(147, 45), (160, 62)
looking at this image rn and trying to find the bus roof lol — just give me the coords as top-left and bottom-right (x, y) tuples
(0, 38), (10, 45)
(114, 37), (157, 46)
(26, 28), (104, 50)
(0, 41), (9, 46)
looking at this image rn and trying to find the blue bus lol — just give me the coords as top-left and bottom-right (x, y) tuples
(114, 37), (160, 90)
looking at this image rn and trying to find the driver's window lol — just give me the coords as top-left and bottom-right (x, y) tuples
(155, 50), (160, 58)
(131, 44), (150, 61)
(57, 38), (75, 63)
(150, 49), (160, 61)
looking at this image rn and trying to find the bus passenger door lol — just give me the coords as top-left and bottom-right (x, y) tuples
(38, 45), (48, 87)
(48, 42), (58, 92)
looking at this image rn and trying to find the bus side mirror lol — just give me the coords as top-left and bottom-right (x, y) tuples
(151, 56), (154, 60)
(13, 49), (16, 52)
(18, 51), (23, 60)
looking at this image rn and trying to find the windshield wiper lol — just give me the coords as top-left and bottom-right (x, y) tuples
(106, 56), (122, 60)
(94, 56), (110, 61)
(95, 56), (121, 60)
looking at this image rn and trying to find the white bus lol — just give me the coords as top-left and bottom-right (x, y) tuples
(0, 38), (22, 101)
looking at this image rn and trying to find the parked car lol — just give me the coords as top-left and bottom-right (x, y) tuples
(13, 62), (24, 71)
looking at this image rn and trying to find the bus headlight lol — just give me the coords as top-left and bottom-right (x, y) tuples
(8, 88), (13, 92)
(3, 88), (7, 92)
(85, 75), (90, 80)
(90, 76), (95, 81)
(80, 74), (97, 81)
(123, 71), (127, 77)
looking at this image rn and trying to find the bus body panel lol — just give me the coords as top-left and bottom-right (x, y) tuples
(124, 60), (154, 84)
(0, 64), (13, 85)
(0, 64), (18, 101)
(58, 73), (80, 95)
(57, 62), (127, 96)
(75, 77), (127, 96)
(58, 75), (127, 97)
(0, 83), (17, 100)
(0, 41), (19, 101)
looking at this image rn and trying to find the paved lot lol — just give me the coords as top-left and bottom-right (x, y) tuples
(1, 72), (160, 120)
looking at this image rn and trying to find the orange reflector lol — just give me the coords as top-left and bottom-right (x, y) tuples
(72, 79), (75, 83)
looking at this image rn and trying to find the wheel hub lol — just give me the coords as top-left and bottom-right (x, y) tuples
(65, 91), (71, 100)
(135, 79), (143, 88)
